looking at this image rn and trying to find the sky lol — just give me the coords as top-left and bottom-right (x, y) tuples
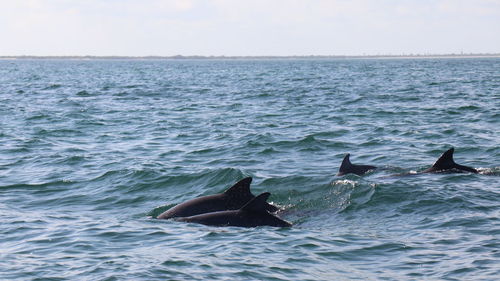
(1, 0), (499, 56)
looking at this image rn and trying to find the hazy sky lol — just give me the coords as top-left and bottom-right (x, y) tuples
(1, 0), (499, 56)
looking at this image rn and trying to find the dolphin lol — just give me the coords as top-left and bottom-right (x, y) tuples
(176, 192), (292, 228)
(337, 153), (377, 176)
(157, 177), (279, 219)
(422, 147), (478, 173)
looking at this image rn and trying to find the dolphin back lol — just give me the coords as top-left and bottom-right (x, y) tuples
(157, 177), (278, 219)
(156, 194), (226, 219)
(178, 193), (292, 228)
(337, 153), (376, 176)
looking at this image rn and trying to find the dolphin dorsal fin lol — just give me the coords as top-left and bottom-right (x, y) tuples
(432, 148), (456, 169)
(241, 192), (271, 213)
(224, 177), (252, 196)
(338, 153), (352, 174)
(337, 153), (377, 176)
(429, 147), (478, 173)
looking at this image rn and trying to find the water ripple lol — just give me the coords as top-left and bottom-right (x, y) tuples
(0, 58), (499, 280)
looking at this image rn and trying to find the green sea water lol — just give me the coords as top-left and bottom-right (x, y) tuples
(0, 58), (499, 280)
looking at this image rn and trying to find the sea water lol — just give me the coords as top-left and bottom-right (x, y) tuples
(0, 58), (499, 280)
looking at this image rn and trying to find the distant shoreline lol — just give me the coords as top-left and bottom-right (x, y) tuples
(1, 54), (500, 60)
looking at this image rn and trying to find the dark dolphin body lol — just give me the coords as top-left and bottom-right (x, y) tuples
(337, 153), (377, 176)
(176, 192), (292, 228)
(422, 147), (478, 174)
(157, 177), (279, 219)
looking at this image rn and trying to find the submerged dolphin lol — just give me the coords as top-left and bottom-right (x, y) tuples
(176, 192), (292, 228)
(422, 147), (478, 173)
(157, 177), (279, 219)
(337, 153), (377, 176)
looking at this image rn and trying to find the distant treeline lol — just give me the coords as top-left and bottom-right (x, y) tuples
(1, 54), (500, 60)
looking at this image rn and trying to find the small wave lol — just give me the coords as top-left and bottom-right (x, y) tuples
(43, 84), (62, 90)
(258, 147), (281, 155)
(269, 135), (332, 151)
(34, 128), (85, 138)
(76, 90), (93, 97)
(122, 84), (141, 89)
(274, 177), (380, 227)
(478, 167), (500, 176)
(26, 113), (51, 121)
(53, 155), (88, 166)
(187, 148), (217, 155)
(0, 180), (75, 191)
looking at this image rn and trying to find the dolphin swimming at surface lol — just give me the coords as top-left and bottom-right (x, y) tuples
(157, 177), (279, 219)
(337, 153), (377, 176)
(422, 147), (478, 174)
(175, 192), (292, 228)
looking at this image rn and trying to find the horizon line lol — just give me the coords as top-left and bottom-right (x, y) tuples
(1, 53), (500, 60)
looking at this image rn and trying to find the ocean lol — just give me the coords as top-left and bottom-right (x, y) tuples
(0, 58), (499, 280)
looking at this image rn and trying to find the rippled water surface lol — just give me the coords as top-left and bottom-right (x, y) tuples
(0, 58), (499, 280)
